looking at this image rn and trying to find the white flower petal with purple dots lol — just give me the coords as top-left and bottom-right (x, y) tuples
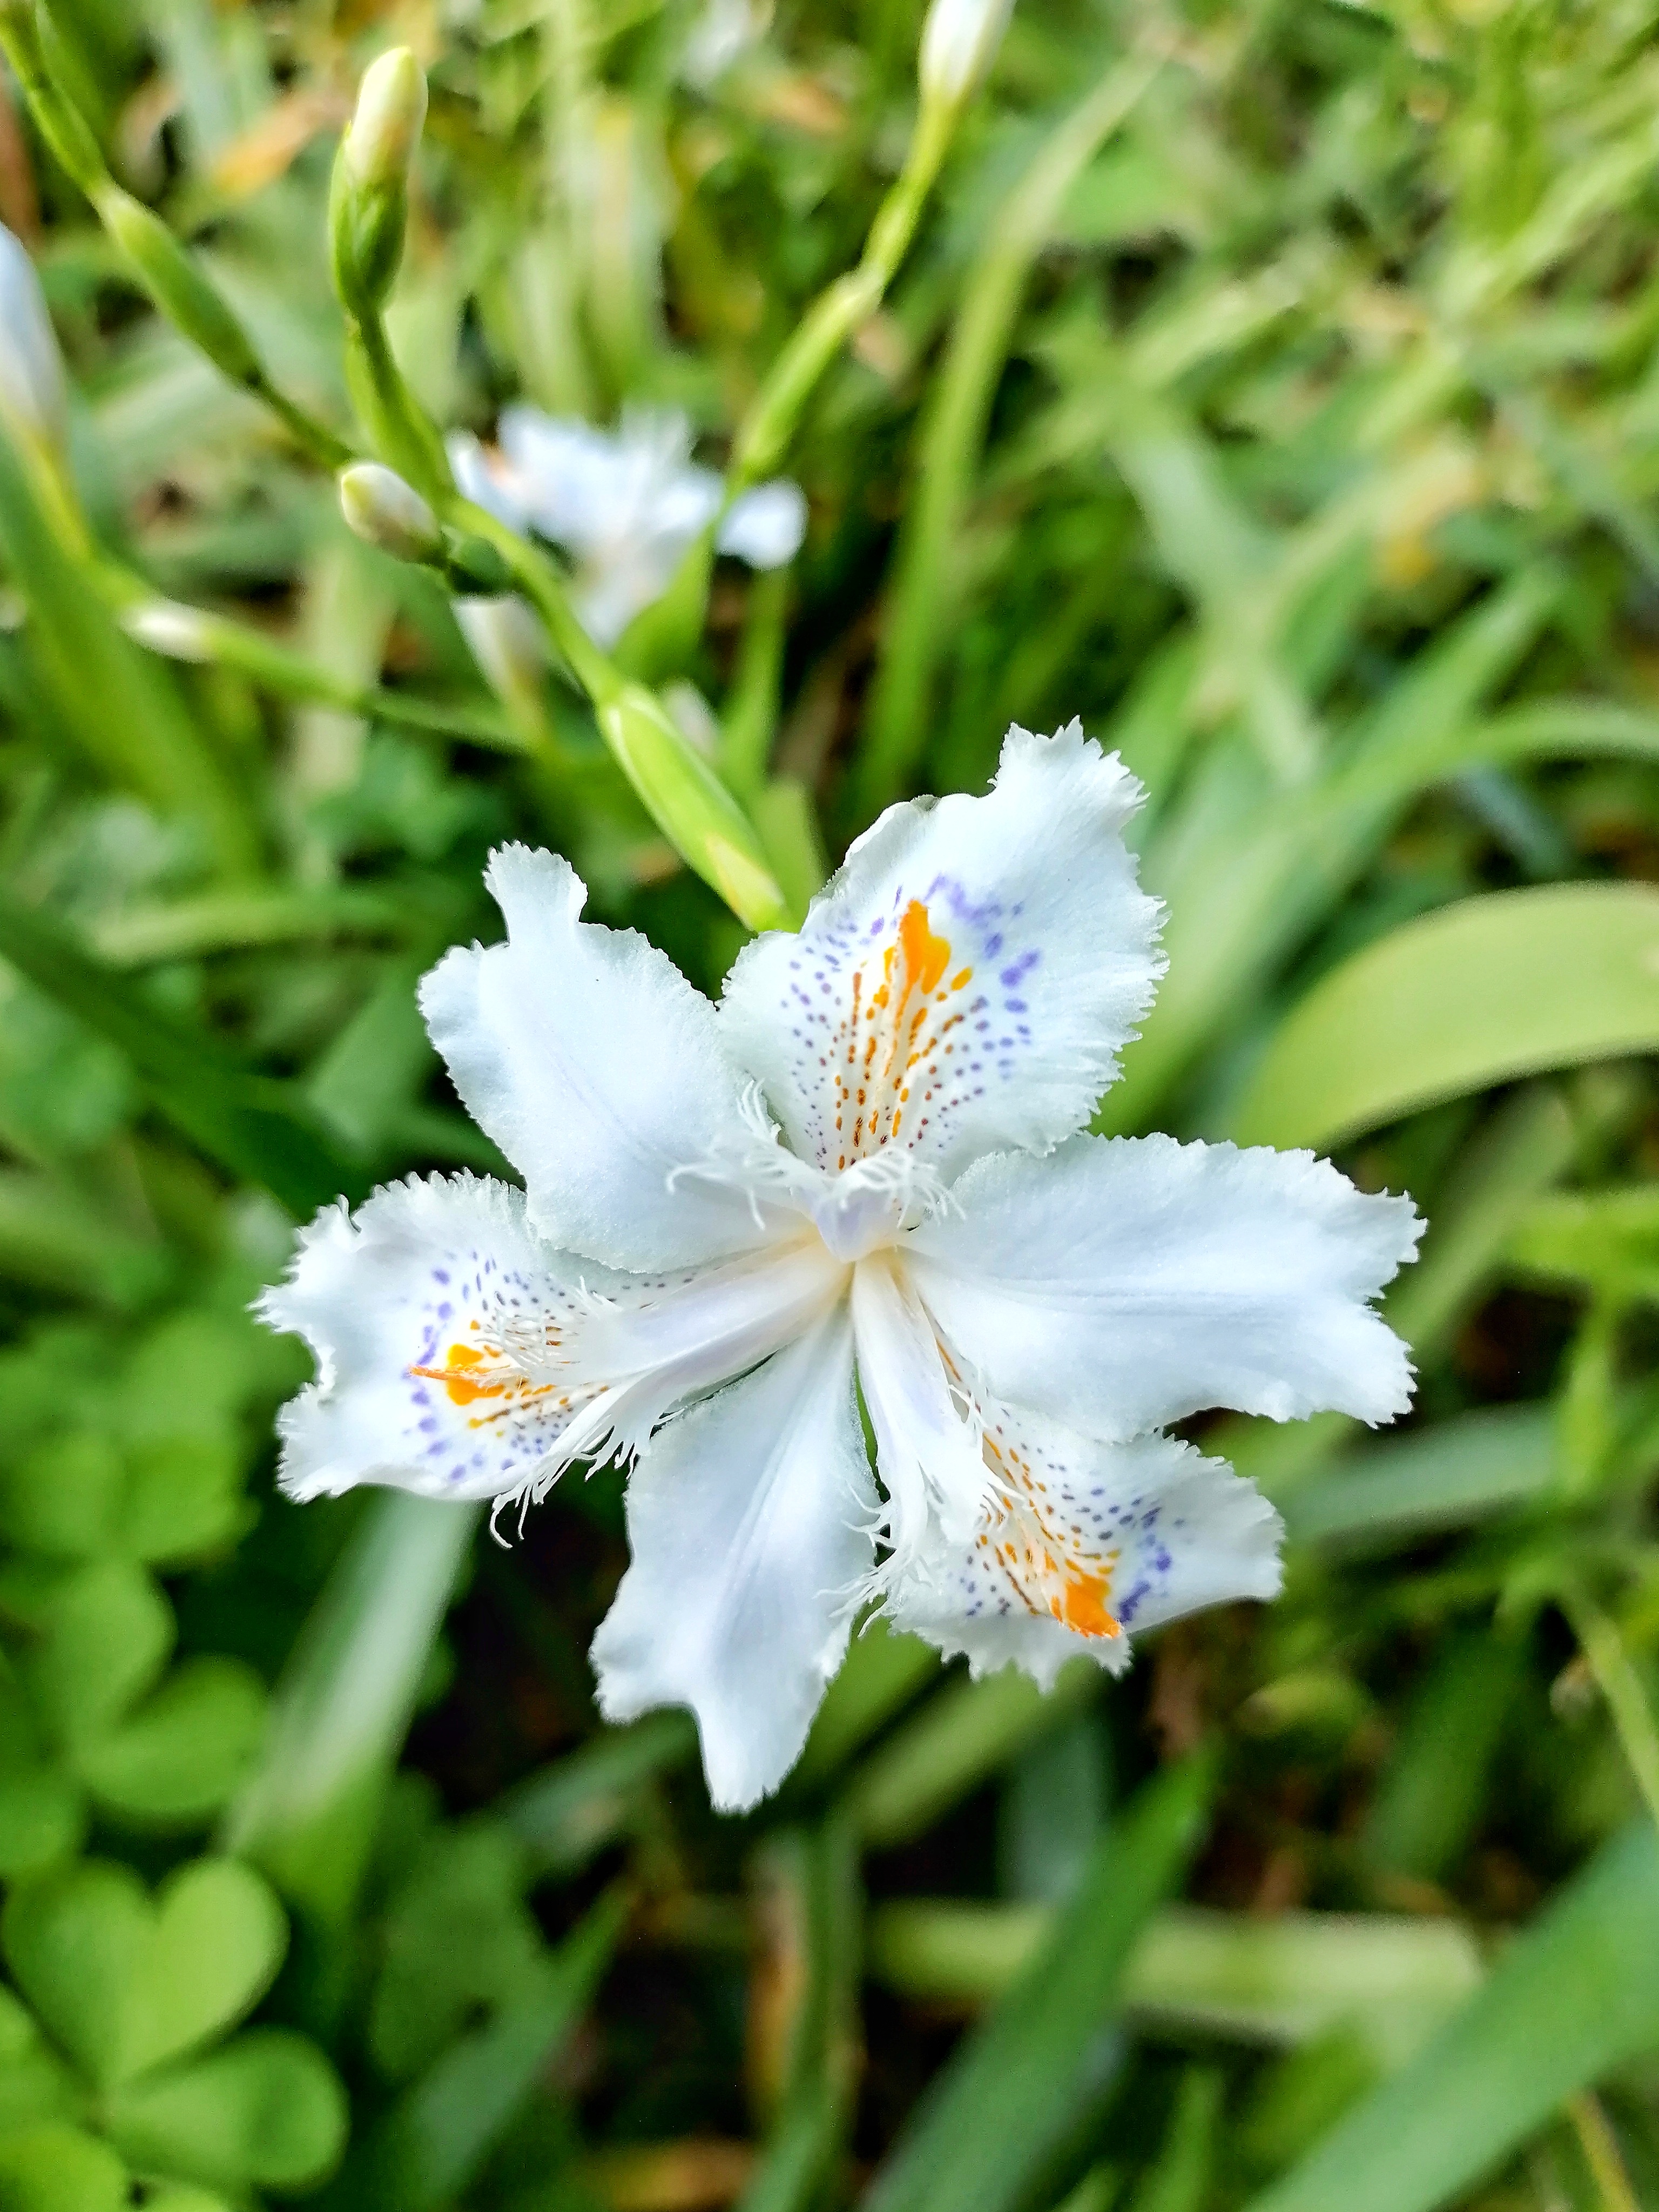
(720, 719), (1164, 1184)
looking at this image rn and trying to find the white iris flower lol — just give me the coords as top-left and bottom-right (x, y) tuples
(262, 724), (1421, 1811)
(448, 407), (807, 648)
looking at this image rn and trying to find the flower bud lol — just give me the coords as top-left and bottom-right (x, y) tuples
(918, 0), (1014, 107)
(97, 188), (262, 387)
(0, 222), (67, 455)
(330, 47), (427, 318)
(596, 681), (792, 931)
(120, 597), (215, 662)
(339, 462), (442, 564)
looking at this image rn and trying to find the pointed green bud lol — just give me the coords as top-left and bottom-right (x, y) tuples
(918, 0), (1014, 108)
(0, 222), (66, 456)
(339, 462), (442, 564)
(96, 188), (261, 387)
(596, 682), (792, 931)
(330, 48), (427, 319)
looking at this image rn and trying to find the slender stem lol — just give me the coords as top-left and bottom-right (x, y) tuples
(344, 310), (451, 497)
(728, 95), (956, 494)
(721, 567), (791, 795)
(127, 592), (524, 752)
(1566, 2091), (1643, 2212)
(0, 4), (352, 470)
(853, 49), (1161, 824)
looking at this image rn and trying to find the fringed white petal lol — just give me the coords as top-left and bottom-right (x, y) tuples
(421, 846), (800, 1272)
(907, 1133), (1422, 1439)
(721, 721), (1163, 1184)
(260, 1174), (847, 1510)
(591, 1309), (876, 1812)
(258, 1173), (622, 1503)
(886, 1411), (1283, 1687)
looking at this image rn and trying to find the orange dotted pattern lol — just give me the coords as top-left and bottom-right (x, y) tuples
(831, 899), (978, 1171)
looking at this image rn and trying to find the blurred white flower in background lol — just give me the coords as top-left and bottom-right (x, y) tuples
(449, 406), (806, 648)
(262, 723), (1421, 1812)
(682, 0), (773, 86)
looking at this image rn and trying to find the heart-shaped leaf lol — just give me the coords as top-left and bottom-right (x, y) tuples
(8, 1558), (171, 1751)
(0, 2126), (128, 2212)
(3, 1857), (287, 2089)
(119, 1433), (248, 1568)
(0, 1677), (84, 1879)
(0, 1985), (75, 2137)
(104, 2028), (348, 2193)
(0, 1429), (124, 1560)
(1, 1862), (147, 2091)
(74, 1657), (267, 1825)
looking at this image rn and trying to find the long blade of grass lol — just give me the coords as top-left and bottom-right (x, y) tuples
(861, 1756), (1211, 2212)
(1240, 1821), (1659, 2212)
(221, 1492), (480, 1942)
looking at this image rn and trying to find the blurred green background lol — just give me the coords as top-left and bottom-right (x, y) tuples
(1, 0), (1658, 2208)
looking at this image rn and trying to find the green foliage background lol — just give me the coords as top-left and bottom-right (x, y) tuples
(1, 0), (1658, 2207)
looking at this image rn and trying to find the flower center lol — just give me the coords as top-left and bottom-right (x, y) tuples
(810, 1150), (955, 1263)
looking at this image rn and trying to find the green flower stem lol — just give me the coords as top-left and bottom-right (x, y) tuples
(448, 495), (795, 931)
(0, 1), (352, 470)
(720, 565), (791, 797)
(342, 312), (452, 503)
(852, 49), (1161, 825)
(727, 93), (957, 494)
(113, 584), (522, 753)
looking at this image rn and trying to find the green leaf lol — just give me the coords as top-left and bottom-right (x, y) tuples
(0, 2127), (128, 2212)
(1506, 1183), (1659, 1303)
(104, 2028), (347, 2193)
(368, 1817), (545, 2082)
(223, 1491), (478, 1933)
(119, 1433), (249, 1568)
(1361, 1633), (1526, 1886)
(863, 1757), (1211, 2212)
(0, 434), (255, 878)
(351, 1889), (625, 2211)
(1242, 1820), (1659, 2212)
(0, 1426), (246, 1569)
(2, 1857), (286, 2091)
(0, 1431), (125, 1560)
(0, 1771), (84, 1884)
(1280, 1407), (1556, 1556)
(74, 1657), (267, 1825)
(0, 1986), (76, 2137)
(844, 1660), (1100, 1850)
(0, 891), (368, 1218)
(868, 1901), (1483, 2067)
(1231, 885), (1659, 1149)
(5, 1559), (172, 1751)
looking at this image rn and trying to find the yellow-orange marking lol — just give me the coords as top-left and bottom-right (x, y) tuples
(831, 900), (975, 1168)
